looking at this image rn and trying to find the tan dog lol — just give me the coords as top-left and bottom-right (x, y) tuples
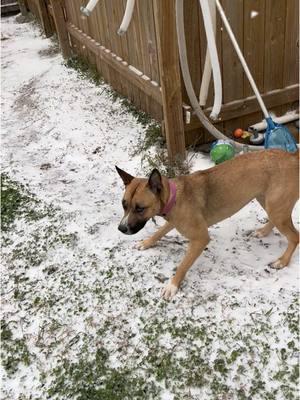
(116, 149), (299, 299)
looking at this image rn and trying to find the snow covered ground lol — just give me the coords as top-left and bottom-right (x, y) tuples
(1, 15), (299, 400)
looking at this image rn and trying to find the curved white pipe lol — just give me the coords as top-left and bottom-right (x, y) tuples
(80, 0), (100, 17)
(175, 0), (264, 151)
(249, 112), (299, 132)
(199, 0), (216, 107)
(117, 0), (135, 36)
(215, 0), (269, 119)
(199, 0), (222, 120)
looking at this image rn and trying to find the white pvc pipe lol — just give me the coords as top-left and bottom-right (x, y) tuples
(249, 112), (299, 132)
(199, 0), (222, 120)
(199, 0), (216, 107)
(117, 0), (135, 36)
(80, 0), (100, 17)
(215, 0), (269, 119)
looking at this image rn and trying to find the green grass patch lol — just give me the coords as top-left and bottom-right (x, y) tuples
(1, 174), (50, 232)
(1, 320), (32, 375)
(139, 303), (299, 399)
(65, 56), (104, 86)
(2, 174), (77, 267)
(48, 348), (160, 400)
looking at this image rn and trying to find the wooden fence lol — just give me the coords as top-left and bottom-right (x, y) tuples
(26, 0), (299, 160)
(1, 0), (19, 15)
(26, 0), (54, 36)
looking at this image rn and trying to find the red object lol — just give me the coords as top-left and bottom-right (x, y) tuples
(233, 128), (243, 138)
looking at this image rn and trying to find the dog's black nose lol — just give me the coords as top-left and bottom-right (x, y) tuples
(118, 224), (128, 234)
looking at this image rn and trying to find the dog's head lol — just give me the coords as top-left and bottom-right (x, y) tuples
(115, 166), (163, 235)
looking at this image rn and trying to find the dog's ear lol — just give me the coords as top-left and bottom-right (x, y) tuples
(115, 166), (135, 186)
(148, 169), (162, 195)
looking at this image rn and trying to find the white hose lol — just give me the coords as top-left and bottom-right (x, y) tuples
(215, 0), (269, 119)
(199, 0), (222, 120)
(117, 0), (135, 36)
(249, 111), (299, 132)
(80, 0), (100, 17)
(175, 0), (264, 151)
(199, 0), (216, 107)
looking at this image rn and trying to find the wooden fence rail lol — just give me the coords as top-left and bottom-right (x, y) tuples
(26, 0), (299, 160)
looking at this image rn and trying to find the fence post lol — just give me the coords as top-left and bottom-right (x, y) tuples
(153, 0), (186, 162)
(17, 0), (28, 16)
(49, 0), (71, 59)
(37, 0), (53, 37)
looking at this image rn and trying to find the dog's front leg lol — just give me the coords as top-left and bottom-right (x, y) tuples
(137, 221), (174, 250)
(162, 234), (210, 300)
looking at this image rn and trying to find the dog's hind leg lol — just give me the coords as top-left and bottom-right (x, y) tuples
(265, 194), (299, 268)
(136, 221), (174, 250)
(253, 196), (274, 238)
(254, 221), (274, 238)
(269, 216), (299, 269)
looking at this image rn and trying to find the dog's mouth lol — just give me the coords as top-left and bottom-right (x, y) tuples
(118, 220), (147, 235)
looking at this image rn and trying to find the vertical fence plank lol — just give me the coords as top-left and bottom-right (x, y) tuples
(264, 0), (287, 120)
(102, 0), (123, 96)
(37, 0), (53, 37)
(221, 0), (244, 103)
(119, 0), (143, 112)
(153, 0), (185, 161)
(281, 0), (299, 117)
(64, 1), (80, 56)
(18, 0), (28, 16)
(242, 0), (266, 130)
(107, 0), (129, 96)
(117, 0), (136, 106)
(283, 0), (299, 87)
(50, 0), (71, 59)
(183, 0), (201, 102)
(264, 0), (286, 92)
(136, 0), (162, 120)
(221, 0), (247, 135)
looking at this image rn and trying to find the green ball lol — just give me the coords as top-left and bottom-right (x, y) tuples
(210, 143), (235, 164)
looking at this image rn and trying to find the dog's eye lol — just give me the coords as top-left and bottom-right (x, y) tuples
(122, 200), (127, 210)
(135, 206), (145, 213)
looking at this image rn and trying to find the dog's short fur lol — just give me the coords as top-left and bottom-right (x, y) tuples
(116, 149), (299, 299)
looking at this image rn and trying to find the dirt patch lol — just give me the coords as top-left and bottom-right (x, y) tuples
(15, 14), (35, 24)
(13, 78), (39, 114)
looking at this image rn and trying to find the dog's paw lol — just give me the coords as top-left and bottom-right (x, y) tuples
(135, 239), (154, 251)
(252, 229), (266, 239)
(268, 259), (287, 270)
(247, 229), (266, 239)
(246, 227), (272, 239)
(161, 281), (178, 300)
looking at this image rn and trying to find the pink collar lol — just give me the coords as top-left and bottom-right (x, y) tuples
(159, 180), (177, 216)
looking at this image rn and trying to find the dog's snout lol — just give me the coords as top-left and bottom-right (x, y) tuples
(118, 224), (129, 234)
